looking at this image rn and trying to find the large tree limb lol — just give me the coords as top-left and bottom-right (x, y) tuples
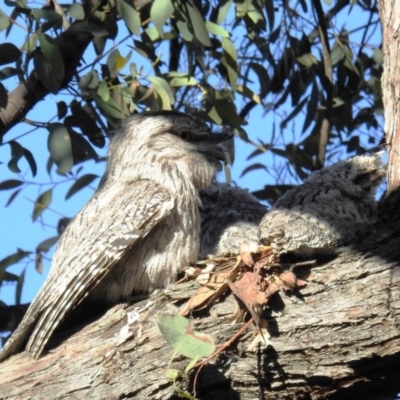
(377, 0), (400, 193)
(1, 193), (400, 399)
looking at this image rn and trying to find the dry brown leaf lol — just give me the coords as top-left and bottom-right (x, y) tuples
(179, 258), (241, 315)
(226, 270), (267, 326)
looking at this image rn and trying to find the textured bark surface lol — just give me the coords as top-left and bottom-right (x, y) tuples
(1, 192), (400, 400)
(378, 0), (400, 193)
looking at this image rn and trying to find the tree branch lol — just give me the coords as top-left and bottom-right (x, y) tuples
(0, 28), (92, 138)
(1, 192), (400, 399)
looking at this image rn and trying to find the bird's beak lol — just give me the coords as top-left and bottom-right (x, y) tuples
(213, 132), (234, 165)
(197, 132), (234, 167)
(218, 133), (235, 165)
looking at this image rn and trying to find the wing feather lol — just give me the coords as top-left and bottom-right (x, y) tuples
(0, 180), (173, 361)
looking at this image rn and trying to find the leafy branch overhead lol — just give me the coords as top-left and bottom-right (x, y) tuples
(0, 0), (384, 307)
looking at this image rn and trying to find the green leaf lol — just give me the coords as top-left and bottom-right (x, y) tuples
(0, 179), (23, 190)
(57, 101), (68, 119)
(47, 123), (73, 174)
(94, 95), (126, 119)
(333, 97), (345, 107)
(0, 66), (17, 79)
(151, 0), (174, 38)
(33, 189), (52, 221)
(247, 8), (266, 31)
(118, 50), (132, 72)
(0, 43), (21, 65)
(280, 97), (308, 129)
(217, 0), (233, 24)
(237, 84), (261, 104)
(156, 314), (215, 359)
(144, 26), (161, 42)
(33, 52), (59, 93)
(0, 12), (10, 32)
(130, 40), (157, 61)
(296, 53), (318, 67)
(174, 387), (197, 400)
(37, 32), (64, 84)
(185, 2), (211, 47)
(7, 141), (37, 176)
(2, 271), (19, 283)
(221, 37), (238, 91)
(97, 80), (110, 101)
(372, 48), (383, 65)
(214, 99), (244, 128)
(302, 82), (319, 133)
(5, 188), (22, 207)
(248, 62), (270, 97)
(66, 22), (108, 37)
(166, 72), (197, 87)
(116, 0), (141, 36)
(166, 368), (181, 380)
(107, 49), (132, 78)
(22, 35), (37, 53)
(15, 268), (25, 305)
(66, 173), (99, 199)
(36, 236), (59, 252)
(176, 19), (193, 42)
(205, 21), (229, 37)
(107, 49), (121, 79)
(68, 3), (85, 20)
(33, 32), (64, 93)
(0, 249), (30, 274)
(331, 45), (345, 66)
(23, 147), (37, 177)
(31, 8), (61, 22)
(79, 70), (99, 90)
(150, 76), (174, 109)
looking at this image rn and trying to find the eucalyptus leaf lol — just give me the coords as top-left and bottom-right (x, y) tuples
(66, 174), (99, 199)
(47, 123), (73, 174)
(0, 43), (21, 65)
(33, 189), (52, 221)
(156, 314), (215, 360)
(185, 2), (211, 47)
(116, 0), (141, 36)
(151, 0), (174, 38)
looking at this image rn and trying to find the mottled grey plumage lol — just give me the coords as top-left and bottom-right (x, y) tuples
(260, 154), (386, 254)
(0, 111), (230, 361)
(199, 183), (268, 257)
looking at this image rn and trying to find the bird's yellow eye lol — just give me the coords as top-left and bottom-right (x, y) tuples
(178, 131), (191, 141)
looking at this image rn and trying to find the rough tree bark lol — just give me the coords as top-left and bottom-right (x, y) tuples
(0, 190), (400, 400)
(378, 0), (400, 193)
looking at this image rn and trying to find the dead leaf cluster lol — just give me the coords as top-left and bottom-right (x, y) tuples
(179, 247), (308, 329)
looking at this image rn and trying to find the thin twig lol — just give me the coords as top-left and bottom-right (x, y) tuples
(192, 318), (254, 397)
(312, 0), (333, 169)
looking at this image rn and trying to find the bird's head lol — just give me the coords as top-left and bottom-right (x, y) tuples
(307, 153), (386, 195)
(107, 111), (232, 190)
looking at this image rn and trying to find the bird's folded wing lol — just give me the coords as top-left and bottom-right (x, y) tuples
(0, 180), (173, 361)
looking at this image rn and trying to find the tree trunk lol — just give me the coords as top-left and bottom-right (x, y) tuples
(1, 191), (400, 400)
(378, 0), (400, 193)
